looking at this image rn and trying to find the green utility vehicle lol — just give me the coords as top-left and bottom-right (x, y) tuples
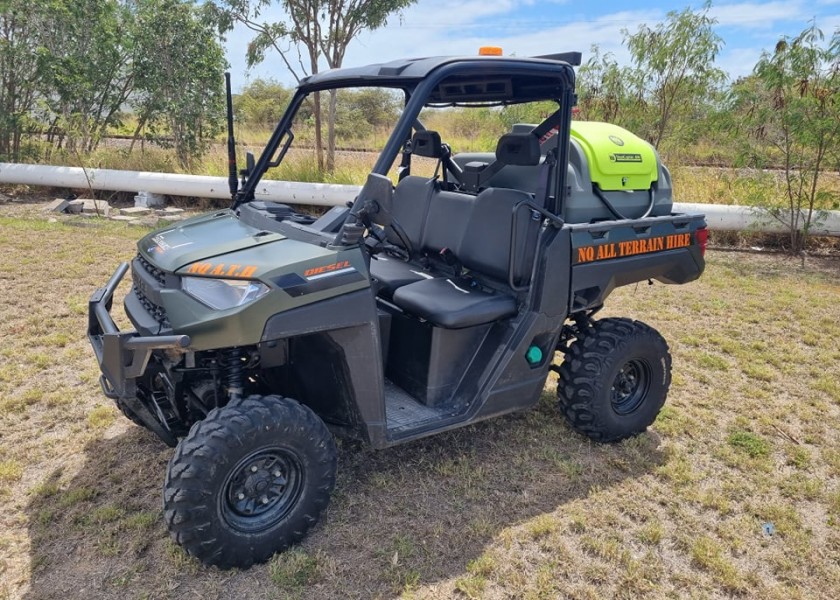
(88, 50), (707, 569)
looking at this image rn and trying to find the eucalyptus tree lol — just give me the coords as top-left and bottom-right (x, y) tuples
(215, 0), (416, 171)
(738, 24), (840, 252)
(132, 0), (227, 169)
(37, 0), (135, 153)
(0, 0), (47, 160)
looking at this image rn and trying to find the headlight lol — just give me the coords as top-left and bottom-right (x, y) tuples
(182, 277), (270, 310)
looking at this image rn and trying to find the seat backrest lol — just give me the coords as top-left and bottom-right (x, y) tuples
(458, 187), (540, 285)
(386, 175), (436, 250)
(421, 189), (475, 254)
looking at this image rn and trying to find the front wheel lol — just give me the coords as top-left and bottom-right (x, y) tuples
(163, 395), (337, 569)
(557, 318), (671, 442)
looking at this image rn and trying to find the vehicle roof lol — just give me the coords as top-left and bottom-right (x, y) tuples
(298, 52), (581, 91)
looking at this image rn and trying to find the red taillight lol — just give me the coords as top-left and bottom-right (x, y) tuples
(695, 227), (709, 256)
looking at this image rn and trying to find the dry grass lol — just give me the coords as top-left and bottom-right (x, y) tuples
(0, 205), (838, 599)
(671, 165), (840, 211)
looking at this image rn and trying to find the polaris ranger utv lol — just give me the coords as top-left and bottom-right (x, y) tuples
(88, 50), (707, 569)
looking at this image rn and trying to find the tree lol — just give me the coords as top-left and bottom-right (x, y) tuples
(37, 0), (135, 153)
(132, 0), (227, 170)
(234, 78), (292, 128)
(737, 24), (840, 253)
(216, 0), (415, 172)
(576, 45), (635, 125)
(332, 87), (399, 138)
(0, 0), (48, 160)
(623, 2), (725, 149)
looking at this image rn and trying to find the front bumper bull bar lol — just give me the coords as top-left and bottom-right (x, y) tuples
(87, 262), (190, 446)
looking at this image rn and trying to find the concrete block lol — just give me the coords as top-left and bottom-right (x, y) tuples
(121, 206), (152, 215)
(66, 200), (84, 214)
(80, 199), (111, 217)
(134, 191), (165, 208)
(110, 215), (138, 222)
(44, 198), (69, 213)
(161, 206), (184, 214)
(159, 215), (184, 223)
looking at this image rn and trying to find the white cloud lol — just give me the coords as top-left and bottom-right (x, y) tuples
(709, 1), (804, 29)
(345, 8), (660, 71)
(224, 0), (837, 88)
(716, 46), (765, 79)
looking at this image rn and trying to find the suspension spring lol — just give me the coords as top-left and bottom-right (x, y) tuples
(221, 347), (245, 403)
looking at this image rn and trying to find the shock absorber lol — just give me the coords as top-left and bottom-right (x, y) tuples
(220, 347), (245, 403)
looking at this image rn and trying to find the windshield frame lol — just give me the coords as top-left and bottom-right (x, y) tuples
(234, 58), (576, 216)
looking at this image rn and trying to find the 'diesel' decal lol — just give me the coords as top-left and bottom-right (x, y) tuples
(274, 262), (365, 297)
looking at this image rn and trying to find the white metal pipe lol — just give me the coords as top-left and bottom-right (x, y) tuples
(675, 202), (840, 237)
(0, 162), (358, 207)
(2, 162), (839, 235)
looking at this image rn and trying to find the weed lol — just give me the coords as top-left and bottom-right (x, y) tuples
(785, 445), (811, 469)
(691, 536), (745, 592)
(741, 360), (777, 381)
(728, 430), (771, 458)
(163, 540), (199, 574)
(697, 352), (729, 371)
(57, 487), (97, 508)
(526, 514), (559, 540)
(454, 574), (486, 599)
(269, 549), (321, 590)
(87, 405), (115, 429)
(637, 521), (664, 545)
(779, 474), (822, 501)
(467, 553), (497, 578)
(124, 511), (158, 531)
(812, 376), (840, 403)
(0, 460), (23, 483)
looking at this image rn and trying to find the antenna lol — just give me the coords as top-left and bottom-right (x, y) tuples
(225, 72), (238, 200)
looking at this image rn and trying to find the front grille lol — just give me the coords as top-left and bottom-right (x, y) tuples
(133, 254), (170, 328)
(137, 253), (166, 286)
(134, 285), (170, 327)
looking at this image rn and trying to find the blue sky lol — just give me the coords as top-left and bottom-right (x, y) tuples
(223, 0), (840, 89)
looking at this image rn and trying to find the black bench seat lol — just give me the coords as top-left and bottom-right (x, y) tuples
(392, 277), (517, 329)
(369, 255), (433, 298)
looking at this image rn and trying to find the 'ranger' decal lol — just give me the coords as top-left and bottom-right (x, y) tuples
(185, 262), (258, 278)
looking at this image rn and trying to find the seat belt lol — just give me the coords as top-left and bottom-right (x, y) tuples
(396, 138), (412, 182)
(534, 148), (557, 210)
(514, 149), (555, 287)
(514, 207), (542, 287)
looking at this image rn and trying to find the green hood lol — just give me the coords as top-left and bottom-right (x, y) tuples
(138, 210), (285, 272)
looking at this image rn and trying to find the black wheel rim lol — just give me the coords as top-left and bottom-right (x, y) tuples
(221, 447), (303, 533)
(611, 359), (651, 415)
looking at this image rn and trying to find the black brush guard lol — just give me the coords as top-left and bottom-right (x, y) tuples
(87, 262), (190, 446)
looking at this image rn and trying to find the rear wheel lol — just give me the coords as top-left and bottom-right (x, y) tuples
(163, 395), (337, 569)
(557, 318), (671, 442)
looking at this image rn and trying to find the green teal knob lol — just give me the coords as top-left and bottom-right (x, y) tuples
(526, 345), (543, 365)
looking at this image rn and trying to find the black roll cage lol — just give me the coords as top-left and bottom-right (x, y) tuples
(233, 58), (577, 223)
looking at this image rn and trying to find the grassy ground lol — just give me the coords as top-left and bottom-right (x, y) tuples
(0, 205), (838, 600)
